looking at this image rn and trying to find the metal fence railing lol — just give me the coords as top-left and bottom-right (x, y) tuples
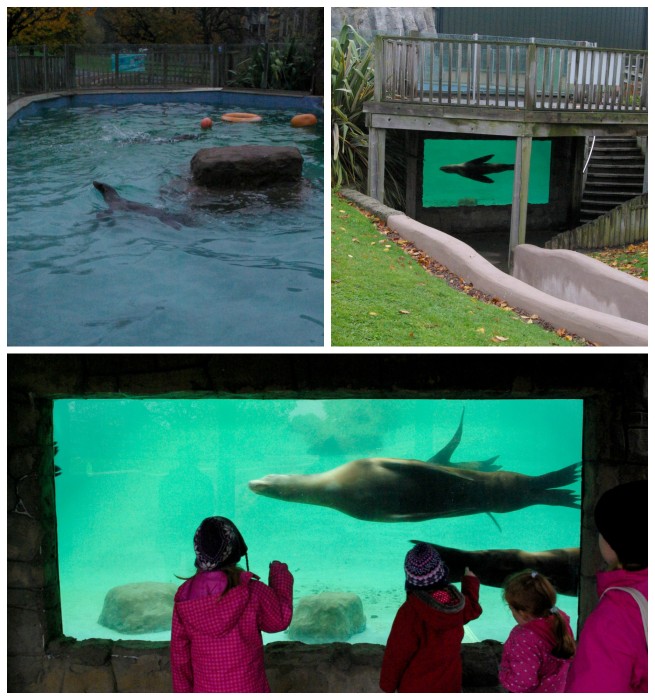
(8, 42), (319, 101)
(375, 35), (648, 113)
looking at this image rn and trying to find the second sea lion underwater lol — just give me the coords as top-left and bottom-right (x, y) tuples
(248, 411), (581, 523)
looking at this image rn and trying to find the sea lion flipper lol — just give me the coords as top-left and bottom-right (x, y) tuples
(469, 154), (495, 164)
(466, 173), (495, 184)
(427, 408), (465, 465)
(486, 512), (502, 532)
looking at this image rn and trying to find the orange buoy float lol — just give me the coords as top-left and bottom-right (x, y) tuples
(221, 112), (262, 123)
(290, 113), (318, 128)
(200, 117), (213, 129)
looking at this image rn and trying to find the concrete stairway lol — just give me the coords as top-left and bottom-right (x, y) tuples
(580, 137), (646, 223)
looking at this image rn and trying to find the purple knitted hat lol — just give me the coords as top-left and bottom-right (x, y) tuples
(405, 543), (449, 589)
(193, 516), (248, 571)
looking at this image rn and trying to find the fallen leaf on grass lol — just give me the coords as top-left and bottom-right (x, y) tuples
(491, 335), (509, 342)
(369, 312), (378, 316)
(476, 327), (485, 333)
(399, 309), (411, 314)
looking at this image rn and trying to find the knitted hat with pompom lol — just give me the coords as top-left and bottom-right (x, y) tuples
(405, 542), (449, 589)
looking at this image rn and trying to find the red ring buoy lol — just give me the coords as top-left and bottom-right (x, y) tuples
(290, 113), (318, 127)
(221, 112), (262, 123)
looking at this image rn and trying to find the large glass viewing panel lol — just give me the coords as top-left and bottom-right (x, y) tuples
(54, 398), (582, 643)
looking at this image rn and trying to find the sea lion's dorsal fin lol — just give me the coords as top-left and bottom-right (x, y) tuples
(381, 459), (476, 482)
(427, 408), (465, 465)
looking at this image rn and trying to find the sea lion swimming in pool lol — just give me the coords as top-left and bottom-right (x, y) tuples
(410, 541), (580, 596)
(248, 459), (581, 523)
(93, 181), (186, 230)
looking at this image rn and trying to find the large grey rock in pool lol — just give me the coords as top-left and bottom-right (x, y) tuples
(98, 582), (178, 634)
(288, 592), (366, 643)
(190, 145), (303, 189)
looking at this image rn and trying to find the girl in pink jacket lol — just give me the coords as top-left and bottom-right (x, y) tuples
(170, 516), (293, 692)
(566, 480), (648, 692)
(499, 570), (576, 692)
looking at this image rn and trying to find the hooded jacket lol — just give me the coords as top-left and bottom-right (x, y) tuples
(380, 575), (482, 692)
(565, 567), (648, 692)
(499, 610), (574, 692)
(170, 562), (293, 693)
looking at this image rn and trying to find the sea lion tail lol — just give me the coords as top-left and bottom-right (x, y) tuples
(532, 461), (581, 508)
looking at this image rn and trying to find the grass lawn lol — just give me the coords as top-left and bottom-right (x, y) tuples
(585, 242), (648, 280)
(331, 193), (586, 347)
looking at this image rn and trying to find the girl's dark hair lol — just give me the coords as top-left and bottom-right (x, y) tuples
(503, 569), (576, 659)
(175, 564), (244, 596)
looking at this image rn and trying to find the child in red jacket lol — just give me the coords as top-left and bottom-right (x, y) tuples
(380, 542), (482, 692)
(170, 516), (293, 693)
(499, 570), (576, 692)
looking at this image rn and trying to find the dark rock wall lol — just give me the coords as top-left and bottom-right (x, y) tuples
(7, 354), (647, 692)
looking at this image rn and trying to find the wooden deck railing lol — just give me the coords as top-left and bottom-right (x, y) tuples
(375, 35), (647, 113)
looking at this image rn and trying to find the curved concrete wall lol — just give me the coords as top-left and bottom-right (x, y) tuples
(513, 245), (647, 325)
(340, 189), (647, 347)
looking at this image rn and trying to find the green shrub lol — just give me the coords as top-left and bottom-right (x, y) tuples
(331, 25), (374, 191)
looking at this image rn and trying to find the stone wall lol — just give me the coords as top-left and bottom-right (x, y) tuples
(7, 354), (647, 692)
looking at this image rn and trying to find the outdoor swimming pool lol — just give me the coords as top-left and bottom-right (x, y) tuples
(8, 93), (324, 346)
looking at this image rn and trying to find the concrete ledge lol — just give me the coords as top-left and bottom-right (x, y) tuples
(513, 245), (647, 325)
(386, 213), (647, 346)
(340, 188), (404, 222)
(338, 188), (646, 346)
(8, 90), (323, 129)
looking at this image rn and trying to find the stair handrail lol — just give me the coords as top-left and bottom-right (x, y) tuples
(583, 135), (596, 173)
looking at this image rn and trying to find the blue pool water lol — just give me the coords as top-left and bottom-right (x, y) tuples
(54, 398), (582, 645)
(8, 99), (323, 346)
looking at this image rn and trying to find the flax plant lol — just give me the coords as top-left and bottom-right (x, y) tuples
(331, 24), (405, 208)
(331, 25), (374, 191)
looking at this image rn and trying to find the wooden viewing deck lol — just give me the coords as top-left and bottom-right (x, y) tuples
(364, 35), (648, 259)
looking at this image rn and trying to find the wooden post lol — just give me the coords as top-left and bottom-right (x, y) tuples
(368, 126), (386, 203)
(405, 131), (419, 218)
(43, 44), (48, 93)
(114, 45), (120, 87)
(525, 41), (537, 111)
(374, 35), (384, 101)
(509, 134), (533, 270)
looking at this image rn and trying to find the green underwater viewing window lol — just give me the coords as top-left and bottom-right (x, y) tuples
(53, 398), (582, 644)
(423, 138), (552, 207)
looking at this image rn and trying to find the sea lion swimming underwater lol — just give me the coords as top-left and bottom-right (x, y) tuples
(248, 459), (580, 523)
(410, 541), (580, 596)
(249, 410), (580, 522)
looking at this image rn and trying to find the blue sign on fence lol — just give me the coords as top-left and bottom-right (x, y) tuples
(111, 53), (146, 73)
